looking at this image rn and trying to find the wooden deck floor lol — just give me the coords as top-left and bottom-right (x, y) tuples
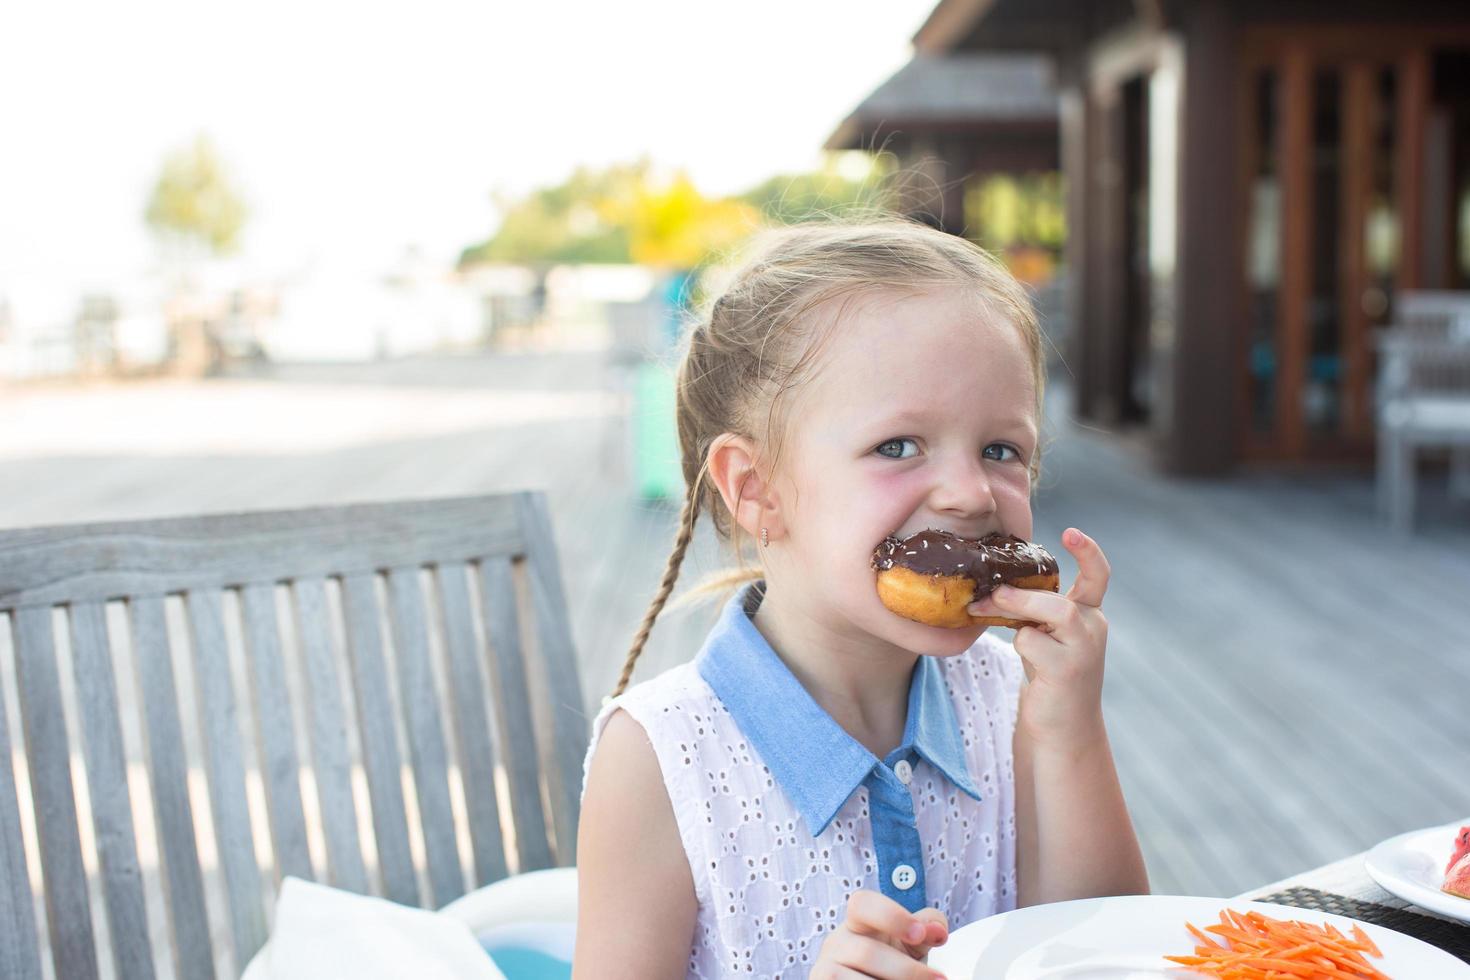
(2, 348), (1467, 925)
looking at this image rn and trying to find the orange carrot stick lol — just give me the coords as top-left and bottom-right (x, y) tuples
(1166, 909), (1393, 980)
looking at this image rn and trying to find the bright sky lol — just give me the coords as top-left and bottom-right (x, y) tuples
(0, 1), (934, 301)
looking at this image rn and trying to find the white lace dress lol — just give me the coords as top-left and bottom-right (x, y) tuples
(584, 607), (1025, 979)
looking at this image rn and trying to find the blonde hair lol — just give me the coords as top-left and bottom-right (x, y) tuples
(610, 215), (1047, 697)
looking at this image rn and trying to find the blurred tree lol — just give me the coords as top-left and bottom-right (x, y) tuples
(459, 154), (896, 270)
(461, 162), (643, 265)
(962, 172), (1066, 284)
(144, 134), (248, 258)
(143, 134), (248, 376)
(964, 173), (1065, 254)
(737, 153), (898, 224)
(461, 160), (761, 268)
(603, 173), (760, 267)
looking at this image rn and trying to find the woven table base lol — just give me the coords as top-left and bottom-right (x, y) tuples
(1255, 886), (1470, 965)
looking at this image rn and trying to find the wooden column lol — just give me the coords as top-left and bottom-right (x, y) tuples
(1396, 48), (1430, 291)
(1167, 0), (1238, 473)
(1341, 62), (1374, 442)
(1061, 81), (1101, 420)
(1095, 88), (1127, 426)
(1277, 44), (1312, 459)
(1233, 54), (1265, 458)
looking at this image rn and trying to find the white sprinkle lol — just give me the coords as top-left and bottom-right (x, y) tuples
(942, 543), (952, 550)
(904, 550), (917, 556)
(921, 539), (929, 549)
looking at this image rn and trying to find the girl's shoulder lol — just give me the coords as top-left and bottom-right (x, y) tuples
(591, 661), (716, 741)
(583, 662), (720, 790)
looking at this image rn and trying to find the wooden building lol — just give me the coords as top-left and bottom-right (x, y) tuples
(825, 54), (1059, 236)
(914, 0), (1470, 473)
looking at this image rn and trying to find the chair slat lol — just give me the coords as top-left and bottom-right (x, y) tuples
(185, 589), (268, 964)
(0, 496), (525, 610)
(289, 579), (369, 895)
(338, 573), (417, 906)
(476, 557), (552, 871)
(434, 562), (508, 885)
(67, 600), (156, 980)
(237, 584), (313, 882)
(0, 617), (46, 980)
(129, 595), (216, 978)
(12, 606), (100, 980)
(514, 493), (587, 863)
(384, 568), (463, 906)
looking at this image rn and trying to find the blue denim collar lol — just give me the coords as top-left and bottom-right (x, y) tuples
(695, 583), (981, 837)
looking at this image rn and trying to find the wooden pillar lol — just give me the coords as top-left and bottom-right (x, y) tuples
(1232, 56), (1257, 457)
(1094, 88), (1127, 426)
(1341, 62), (1374, 442)
(1396, 48), (1430, 292)
(1424, 108), (1454, 288)
(1277, 43), (1312, 459)
(1060, 80), (1101, 419)
(1166, 0), (1238, 473)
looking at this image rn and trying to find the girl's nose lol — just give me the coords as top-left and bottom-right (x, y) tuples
(929, 453), (998, 519)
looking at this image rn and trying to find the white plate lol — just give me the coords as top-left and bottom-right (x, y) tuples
(928, 894), (1470, 978)
(1365, 818), (1470, 924)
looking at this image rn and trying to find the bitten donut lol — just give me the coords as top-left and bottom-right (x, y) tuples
(871, 529), (1060, 629)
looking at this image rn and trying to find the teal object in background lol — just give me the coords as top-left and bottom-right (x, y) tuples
(482, 943), (571, 980)
(634, 361), (683, 500)
(477, 919), (575, 980)
(660, 269), (694, 348)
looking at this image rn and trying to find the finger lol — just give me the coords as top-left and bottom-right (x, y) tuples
(984, 585), (1077, 634)
(843, 890), (923, 945)
(1009, 619), (1070, 675)
(825, 930), (946, 979)
(1061, 528), (1110, 608)
(903, 908), (950, 958)
(964, 588), (1061, 627)
(911, 905), (946, 934)
(914, 907), (949, 932)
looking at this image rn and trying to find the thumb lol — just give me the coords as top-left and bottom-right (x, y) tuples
(902, 907), (950, 959)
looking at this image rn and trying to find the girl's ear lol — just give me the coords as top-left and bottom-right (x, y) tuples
(707, 433), (785, 544)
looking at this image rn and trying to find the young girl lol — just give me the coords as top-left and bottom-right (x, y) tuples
(574, 218), (1149, 979)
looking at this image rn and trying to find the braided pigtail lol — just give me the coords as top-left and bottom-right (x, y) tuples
(610, 482), (701, 697)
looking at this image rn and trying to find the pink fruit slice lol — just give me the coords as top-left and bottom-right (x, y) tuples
(1447, 826), (1470, 875)
(1445, 851), (1470, 900)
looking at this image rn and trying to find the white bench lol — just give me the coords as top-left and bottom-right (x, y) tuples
(1376, 292), (1470, 532)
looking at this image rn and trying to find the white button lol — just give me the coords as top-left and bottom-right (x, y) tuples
(893, 759), (913, 785)
(891, 864), (917, 890)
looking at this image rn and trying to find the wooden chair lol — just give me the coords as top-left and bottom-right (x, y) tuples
(0, 493), (588, 980)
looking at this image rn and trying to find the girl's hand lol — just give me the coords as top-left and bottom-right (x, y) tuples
(812, 890), (949, 979)
(968, 527), (1110, 753)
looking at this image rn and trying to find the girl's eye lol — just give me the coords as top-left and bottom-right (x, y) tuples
(983, 443), (1022, 463)
(874, 438), (920, 459)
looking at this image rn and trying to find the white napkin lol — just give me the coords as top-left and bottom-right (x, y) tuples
(261, 877), (507, 980)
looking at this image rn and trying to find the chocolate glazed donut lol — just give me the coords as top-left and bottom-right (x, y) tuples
(871, 530), (1060, 629)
